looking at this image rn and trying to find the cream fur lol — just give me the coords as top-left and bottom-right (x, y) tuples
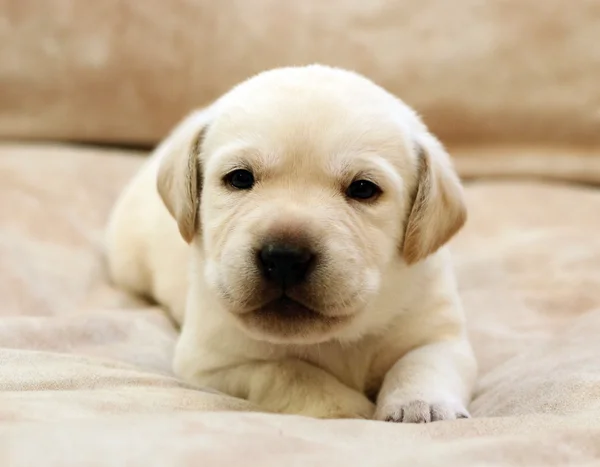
(106, 65), (476, 421)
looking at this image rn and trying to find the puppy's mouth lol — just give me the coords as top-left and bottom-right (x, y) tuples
(231, 288), (360, 320)
(254, 295), (319, 321)
(234, 294), (350, 342)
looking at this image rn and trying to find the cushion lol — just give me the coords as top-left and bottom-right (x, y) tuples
(1, 142), (599, 464)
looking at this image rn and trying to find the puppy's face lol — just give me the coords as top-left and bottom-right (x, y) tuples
(158, 66), (466, 344)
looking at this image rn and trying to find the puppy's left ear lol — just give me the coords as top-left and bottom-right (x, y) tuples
(402, 131), (467, 265)
(156, 109), (213, 244)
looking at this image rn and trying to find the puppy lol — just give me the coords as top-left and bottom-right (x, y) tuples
(106, 65), (477, 422)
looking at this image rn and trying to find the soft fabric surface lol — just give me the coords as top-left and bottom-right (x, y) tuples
(2, 0), (600, 146)
(1, 142), (600, 465)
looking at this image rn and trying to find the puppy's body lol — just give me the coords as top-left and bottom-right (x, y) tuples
(106, 65), (476, 421)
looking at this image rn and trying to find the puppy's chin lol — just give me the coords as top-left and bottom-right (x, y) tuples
(230, 296), (353, 345)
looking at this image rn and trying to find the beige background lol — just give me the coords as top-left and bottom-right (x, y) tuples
(1, 0), (599, 146)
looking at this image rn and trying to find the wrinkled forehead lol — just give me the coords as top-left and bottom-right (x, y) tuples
(201, 84), (418, 182)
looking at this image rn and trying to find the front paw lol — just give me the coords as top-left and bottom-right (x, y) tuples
(329, 394), (376, 420)
(375, 398), (469, 423)
(297, 391), (376, 420)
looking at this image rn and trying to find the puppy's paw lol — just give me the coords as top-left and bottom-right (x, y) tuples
(297, 391), (376, 420)
(375, 398), (469, 423)
(329, 395), (376, 420)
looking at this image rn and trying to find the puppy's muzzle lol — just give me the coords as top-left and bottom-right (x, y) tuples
(258, 242), (315, 288)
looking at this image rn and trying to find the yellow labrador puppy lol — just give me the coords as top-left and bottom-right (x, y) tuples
(106, 65), (476, 422)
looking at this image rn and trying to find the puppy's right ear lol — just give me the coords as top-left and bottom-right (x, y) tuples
(156, 109), (212, 244)
(402, 130), (467, 264)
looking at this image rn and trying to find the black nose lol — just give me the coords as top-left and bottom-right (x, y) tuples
(258, 242), (314, 287)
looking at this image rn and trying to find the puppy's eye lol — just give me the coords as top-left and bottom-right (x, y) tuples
(225, 169), (255, 190)
(346, 180), (381, 201)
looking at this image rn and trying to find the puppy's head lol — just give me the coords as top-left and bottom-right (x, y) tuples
(158, 65), (466, 344)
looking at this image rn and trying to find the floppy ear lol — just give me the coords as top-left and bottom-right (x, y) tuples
(156, 109), (212, 244)
(402, 131), (467, 265)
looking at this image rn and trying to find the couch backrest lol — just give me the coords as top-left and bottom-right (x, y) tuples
(1, 0), (599, 146)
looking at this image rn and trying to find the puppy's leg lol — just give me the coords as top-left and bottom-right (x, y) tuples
(375, 338), (476, 423)
(195, 359), (375, 419)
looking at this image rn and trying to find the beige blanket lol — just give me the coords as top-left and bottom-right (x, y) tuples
(1, 142), (600, 465)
